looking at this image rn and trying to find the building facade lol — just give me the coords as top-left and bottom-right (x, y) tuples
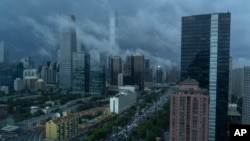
(180, 13), (230, 141)
(89, 67), (106, 95)
(14, 78), (23, 92)
(59, 14), (77, 89)
(156, 65), (163, 83)
(72, 51), (90, 94)
(0, 41), (9, 64)
(170, 79), (209, 141)
(111, 56), (122, 85)
(232, 68), (244, 97)
(131, 53), (144, 90)
(46, 116), (79, 141)
(110, 86), (137, 114)
(241, 66), (250, 124)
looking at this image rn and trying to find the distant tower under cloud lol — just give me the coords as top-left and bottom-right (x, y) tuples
(109, 11), (118, 50)
(0, 41), (9, 64)
(59, 14), (77, 89)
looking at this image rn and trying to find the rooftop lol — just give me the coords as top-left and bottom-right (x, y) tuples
(1, 125), (19, 132)
(180, 79), (199, 85)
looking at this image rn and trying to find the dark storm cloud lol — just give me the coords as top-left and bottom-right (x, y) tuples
(0, 0), (249, 68)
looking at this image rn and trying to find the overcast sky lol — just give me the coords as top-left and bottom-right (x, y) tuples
(0, 0), (249, 68)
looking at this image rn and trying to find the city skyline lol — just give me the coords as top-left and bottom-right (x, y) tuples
(0, 0), (249, 69)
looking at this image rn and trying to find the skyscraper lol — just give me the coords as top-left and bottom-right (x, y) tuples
(181, 13), (230, 141)
(144, 59), (152, 82)
(131, 53), (144, 90)
(0, 41), (9, 64)
(109, 11), (118, 49)
(111, 56), (122, 85)
(90, 67), (106, 95)
(241, 66), (250, 124)
(156, 65), (163, 83)
(59, 14), (77, 89)
(72, 51), (90, 94)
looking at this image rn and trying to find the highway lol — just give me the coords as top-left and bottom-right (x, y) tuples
(106, 89), (171, 141)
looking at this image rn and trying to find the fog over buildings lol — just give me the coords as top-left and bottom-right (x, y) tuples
(0, 0), (249, 68)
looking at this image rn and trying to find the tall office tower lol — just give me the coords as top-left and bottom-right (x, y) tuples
(0, 63), (23, 90)
(111, 56), (122, 85)
(90, 67), (106, 95)
(59, 14), (77, 89)
(48, 62), (57, 84)
(123, 56), (131, 74)
(0, 41), (9, 64)
(109, 11), (118, 49)
(144, 59), (151, 82)
(72, 51), (90, 94)
(21, 57), (34, 69)
(229, 56), (232, 102)
(156, 65), (163, 83)
(241, 67), (250, 124)
(131, 53), (144, 90)
(181, 13), (231, 141)
(100, 52), (108, 83)
(40, 61), (50, 84)
(100, 52), (108, 68)
(232, 68), (244, 97)
(170, 79), (209, 141)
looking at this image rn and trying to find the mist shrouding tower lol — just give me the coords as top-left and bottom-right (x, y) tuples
(181, 13), (230, 141)
(109, 11), (118, 50)
(0, 41), (9, 64)
(59, 14), (77, 89)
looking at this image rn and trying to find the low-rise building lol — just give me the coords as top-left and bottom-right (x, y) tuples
(110, 86), (137, 114)
(46, 115), (79, 141)
(228, 103), (241, 124)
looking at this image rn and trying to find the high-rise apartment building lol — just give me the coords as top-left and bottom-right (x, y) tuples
(0, 41), (9, 64)
(181, 13), (231, 141)
(59, 14), (77, 89)
(131, 53), (144, 90)
(111, 56), (122, 85)
(170, 79), (209, 141)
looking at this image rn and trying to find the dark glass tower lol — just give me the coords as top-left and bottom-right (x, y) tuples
(111, 56), (122, 85)
(131, 53), (144, 90)
(180, 13), (230, 141)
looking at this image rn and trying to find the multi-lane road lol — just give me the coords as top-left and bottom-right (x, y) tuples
(106, 89), (172, 141)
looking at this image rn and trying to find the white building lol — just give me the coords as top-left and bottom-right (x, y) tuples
(110, 86), (137, 114)
(0, 86), (8, 94)
(14, 78), (23, 92)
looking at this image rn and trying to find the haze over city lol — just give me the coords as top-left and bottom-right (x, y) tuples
(0, 0), (249, 68)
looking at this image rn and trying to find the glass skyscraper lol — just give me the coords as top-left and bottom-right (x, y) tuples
(59, 14), (77, 89)
(131, 53), (144, 91)
(181, 13), (230, 141)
